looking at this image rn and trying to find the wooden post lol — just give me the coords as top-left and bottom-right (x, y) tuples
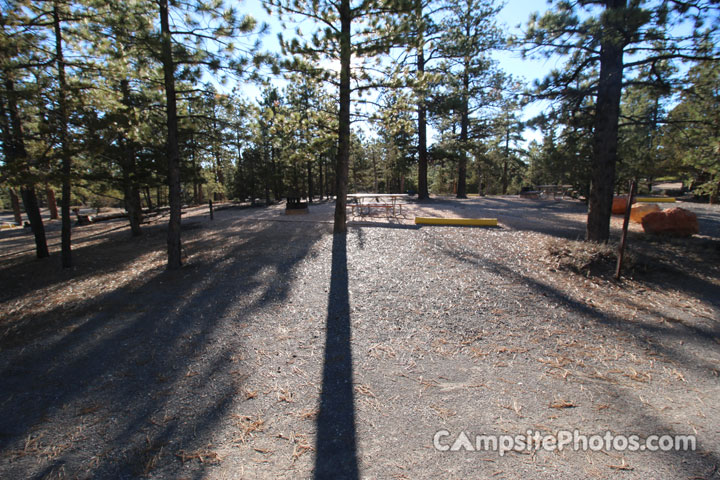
(615, 179), (636, 280)
(209, 199), (214, 220)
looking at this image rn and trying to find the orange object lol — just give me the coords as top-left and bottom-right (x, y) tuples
(629, 203), (660, 223)
(642, 207), (699, 237)
(612, 196), (628, 214)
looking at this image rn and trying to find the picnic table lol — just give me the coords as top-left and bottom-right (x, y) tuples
(346, 193), (408, 216)
(536, 185), (573, 199)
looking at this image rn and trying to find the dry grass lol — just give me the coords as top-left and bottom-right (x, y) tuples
(1, 199), (718, 479)
(175, 448), (221, 464)
(233, 415), (265, 444)
(546, 238), (626, 276)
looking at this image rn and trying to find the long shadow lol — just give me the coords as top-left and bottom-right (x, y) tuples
(0, 220), (166, 307)
(314, 233), (359, 479)
(421, 197), (590, 239)
(441, 244), (720, 376)
(0, 219), (327, 479)
(0, 221), (219, 348)
(437, 243), (720, 474)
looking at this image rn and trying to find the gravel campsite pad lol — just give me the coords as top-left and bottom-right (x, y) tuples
(1, 197), (719, 479)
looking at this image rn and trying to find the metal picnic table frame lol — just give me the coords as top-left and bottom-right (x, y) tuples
(536, 185), (573, 199)
(346, 193), (409, 216)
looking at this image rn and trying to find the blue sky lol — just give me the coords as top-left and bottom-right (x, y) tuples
(237, 0), (556, 143)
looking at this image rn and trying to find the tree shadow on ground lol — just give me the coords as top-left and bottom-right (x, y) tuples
(0, 220), (166, 308)
(314, 233), (359, 479)
(438, 245), (720, 475)
(628, 235), (720, 310)
(0, 220), (327, 479)
(0, 221), (223, 349)
(423, 197), (590, 239)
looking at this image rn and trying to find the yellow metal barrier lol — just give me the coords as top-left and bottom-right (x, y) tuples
(414, 217), (498, 226)
(635, 197), (676, 203)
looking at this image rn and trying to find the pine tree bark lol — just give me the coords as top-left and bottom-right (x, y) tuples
(318, 157), (324, 200)
(416, 2), (429, 200)
(3, 75), (49, 258)
(586, 0), (626, 242)
(46, 185), (58, 219)
(120, 79), (142, 236)
(20, 187), (50, 258)
(21, 187), (50, 257)
(159, 0), (182, 268)
(502, 127), (510, 194)
(457, 68), (470, 199)
(53, 2), (72, 268)
(144, 186), (153, 210)
(477, 162), (484, 196)
(307, 161), (313, 202)
(9, 188), (23, 225)
(333, 0), (351, 234)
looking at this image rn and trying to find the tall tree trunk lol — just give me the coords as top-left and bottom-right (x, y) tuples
(4, 75), (48, 258)
(45, 185), (58, 219)
(144, 186), (153, 210)
(586, 0), (626, 242)
(21, 187), (50, 257)
(416, 2), (429, 200)
(457, 69), (469, 199)
(120, 79), (142, 236)
(9, 188), (23, 225)
(192, 130), (201, 203)
(333, 0), (351, 234)
(212, 116), (223, 200)
(159, 0), (182, 268)
(307, 161), (313, 203)
(266, 145), (273, 204)
(502, 127), (510, 194)
(122, 160), (143, 236)
(53, 3), (72, 268)
(477, 161), (484, 196)
(318, 157), (324, 200)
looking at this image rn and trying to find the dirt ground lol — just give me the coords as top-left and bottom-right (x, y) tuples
(1, 196), (719, 479)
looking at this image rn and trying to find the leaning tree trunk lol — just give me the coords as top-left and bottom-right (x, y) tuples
(333, 0), (351, 234)
(53, 2), (72, 268)
(159, 0), (182, 268)
(586, 0), (626, 242)
(21, 187), (50, 258)
(3, 75), (49, 258)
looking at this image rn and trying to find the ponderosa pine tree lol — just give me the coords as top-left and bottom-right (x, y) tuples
(403, 0), (447, 200)
(524, 0), (720, 241)
(435, 0), (504, 198)
(156, 0), (263, 268)
(265, 0), (412, 233)
(0, 3), (50, 258)
(51, 0), (73, 268)
(661, 41), (720, 203)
